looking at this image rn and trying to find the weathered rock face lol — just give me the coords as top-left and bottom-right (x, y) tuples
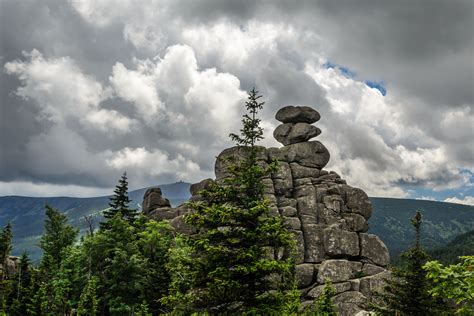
(143, 105), (389, 314)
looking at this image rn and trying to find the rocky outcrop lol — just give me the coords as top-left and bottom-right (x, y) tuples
(143, 105), (389, 315)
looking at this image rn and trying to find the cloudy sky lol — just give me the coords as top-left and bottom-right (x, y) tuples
(0, 0), (473, 204)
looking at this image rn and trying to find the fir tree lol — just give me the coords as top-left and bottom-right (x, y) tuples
(77, 276), (99, 316)
(372, 210), (447, 315)
(39, 205), (78, 269)
(34, 205), (78, 315)
(165, 89), (296, 313)
(101, 172), (138, 228)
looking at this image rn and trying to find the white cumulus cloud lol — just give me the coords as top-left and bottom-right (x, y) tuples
(444, 196), (474, 206)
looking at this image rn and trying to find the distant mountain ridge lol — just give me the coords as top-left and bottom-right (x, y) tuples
(1, 183), (473, 262)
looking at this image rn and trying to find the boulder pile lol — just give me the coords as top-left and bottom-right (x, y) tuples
(142, 105), (390, 315)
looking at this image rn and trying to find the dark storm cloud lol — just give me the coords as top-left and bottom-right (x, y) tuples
(168, 0), (474, 108)
(0, 0), (472, 199)
(0, 0), (135, 186)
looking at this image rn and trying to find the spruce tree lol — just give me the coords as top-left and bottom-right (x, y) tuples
(166, 89), (296, 313)
(372, 210), (447, 315)
(0, 223), (13, 313)
(39, 205), (78, 269)
(101, 172), (137, 228)
(34, 205), (78, 315)
(83, 214), (147, 314)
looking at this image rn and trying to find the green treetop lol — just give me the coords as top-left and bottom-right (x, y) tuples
(101, 172), (138, 228)
(39, 205), (78, 270)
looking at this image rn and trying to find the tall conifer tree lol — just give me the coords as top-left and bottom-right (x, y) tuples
(165, 89), (296, 314)
(101, 172), (138, 228)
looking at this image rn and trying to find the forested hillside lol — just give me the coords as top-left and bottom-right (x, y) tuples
(369, 198), (474, 257)
(428, 229), (474, 264)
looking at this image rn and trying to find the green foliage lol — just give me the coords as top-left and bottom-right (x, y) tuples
(39, 205), (78, 269)
(5, 252), (33, 315)
(32, 205), (79, 315)
(77, 276), (99, 315)
(101, 172), (138, 228)
(137, 218), (175, 312)
(424, 256), (474, 314)
(70, 213), (173, 315)
(84, 213), (148, 313)
(160, 235), (196, 313)
(372, 210), (448, 315)
(304, 280), (337, 315)
(164, 89), (296, 314)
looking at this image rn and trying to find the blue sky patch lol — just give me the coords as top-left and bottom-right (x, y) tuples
(324, 61), (386, 95)
(323, 61), (356, 78)
(365, 80), (387, 96)
(404, 176), (474, 203)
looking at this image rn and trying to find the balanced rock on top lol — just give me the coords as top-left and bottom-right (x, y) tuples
(275, 105), (321, 124)
(273, 105), (323, 146)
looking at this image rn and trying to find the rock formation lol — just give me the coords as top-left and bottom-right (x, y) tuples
(0, 256), (19, 278)
(142, 105), (390, 315)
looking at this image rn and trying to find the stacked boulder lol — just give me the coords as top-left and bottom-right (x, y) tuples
(143, 105), (390, 315)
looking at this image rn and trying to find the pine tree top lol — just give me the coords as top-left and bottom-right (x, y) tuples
(229, 88), (265, 147)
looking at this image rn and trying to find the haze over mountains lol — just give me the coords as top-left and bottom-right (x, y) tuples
(1, 181), (473, 262)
